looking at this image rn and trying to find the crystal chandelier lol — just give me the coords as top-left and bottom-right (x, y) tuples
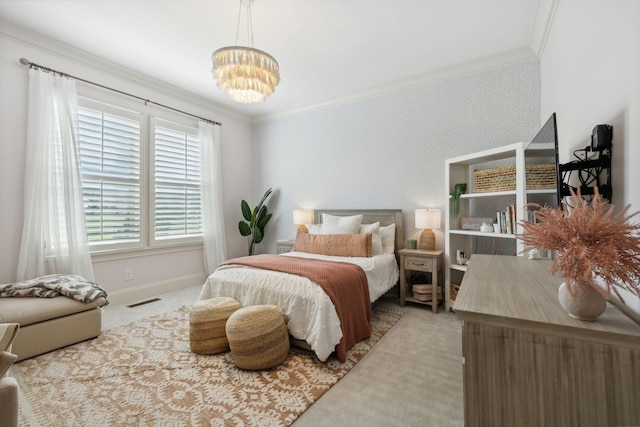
(211, 0), (280, 104)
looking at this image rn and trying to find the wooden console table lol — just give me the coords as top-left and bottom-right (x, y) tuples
(453, 254), (640, 427)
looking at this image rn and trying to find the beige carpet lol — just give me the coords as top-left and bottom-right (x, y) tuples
(13, 304), (404, 426)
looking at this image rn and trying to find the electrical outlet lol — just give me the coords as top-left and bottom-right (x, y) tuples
(125, 269), (133, 281)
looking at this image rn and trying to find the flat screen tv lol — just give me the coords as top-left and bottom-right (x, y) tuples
(529, 112), (561, 206)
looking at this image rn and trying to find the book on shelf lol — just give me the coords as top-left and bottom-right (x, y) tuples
(496, 204), (517, 234)
(526, 209), (541, 223)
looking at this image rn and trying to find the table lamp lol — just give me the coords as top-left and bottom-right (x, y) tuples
(415, 209), (441, 250)
(293, 209), (314, 233)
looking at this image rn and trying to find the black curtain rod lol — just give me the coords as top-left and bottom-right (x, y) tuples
(19, 58), (222, 127)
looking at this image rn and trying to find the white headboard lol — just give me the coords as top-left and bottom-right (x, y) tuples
(313, 209), (404, 255)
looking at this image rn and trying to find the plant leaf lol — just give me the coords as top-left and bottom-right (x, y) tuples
(256, 205), (267, 221)
(254, 228), (264, 243)
(238, 221), (251, 236)
(257, 188), (273, 209)
(241, 200), (251, 221)
(257, 212), (272, 230)
(250, 206), (259, 227)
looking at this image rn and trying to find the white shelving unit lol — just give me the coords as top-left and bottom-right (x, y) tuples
(444, 141), (556, 311)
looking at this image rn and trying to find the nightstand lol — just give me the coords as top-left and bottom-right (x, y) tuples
(398, 248), (443, 313)
(275, 239), (295, 254)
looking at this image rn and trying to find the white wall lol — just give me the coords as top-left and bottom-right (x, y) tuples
(0, 21), (252, 301)
(541, 0), (640, 210)
(253, 60), (541, 253)
(540, 0), (640, 320)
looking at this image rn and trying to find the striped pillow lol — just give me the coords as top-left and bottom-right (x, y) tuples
(294, 232), (373, 257)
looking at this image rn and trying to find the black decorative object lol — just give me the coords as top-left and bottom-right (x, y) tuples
(559, 125), (612, 205)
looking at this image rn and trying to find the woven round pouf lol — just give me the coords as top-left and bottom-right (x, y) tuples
(225, 305), (290, 370)
(189, 297), (242, 355)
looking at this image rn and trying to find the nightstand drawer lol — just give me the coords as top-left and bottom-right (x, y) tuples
(404, 256), (435, 272)
(277, 245), (293, 254)
(276, 240), (295, 254)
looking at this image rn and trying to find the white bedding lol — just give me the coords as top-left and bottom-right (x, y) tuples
(198, 252), (399, 362)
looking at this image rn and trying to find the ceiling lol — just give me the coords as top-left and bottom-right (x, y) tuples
(0, 0), (550, 121)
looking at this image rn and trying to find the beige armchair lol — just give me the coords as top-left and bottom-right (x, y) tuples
(0, 323), (19, 427)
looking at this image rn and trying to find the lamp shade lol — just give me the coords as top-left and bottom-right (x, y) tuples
(293, 210), (315, 225)
(415, 209), (441, 229)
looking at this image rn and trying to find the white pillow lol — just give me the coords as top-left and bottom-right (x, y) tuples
(359, 222), (380, 234)
(306, 223), (323, 234)
(379, 223), (396, 254)
(321, 214), (363, 234)
(360, 222), (382, 255)
(371, 233), (384, 255)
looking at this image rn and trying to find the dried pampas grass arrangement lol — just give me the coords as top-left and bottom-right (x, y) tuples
(518, 188), (640, 303)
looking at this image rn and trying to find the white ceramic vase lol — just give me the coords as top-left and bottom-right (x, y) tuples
(480, 223), (493, 232)
(557, 282), (606, 321)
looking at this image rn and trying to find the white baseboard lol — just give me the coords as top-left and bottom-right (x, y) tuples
(106, 273), (207, 307)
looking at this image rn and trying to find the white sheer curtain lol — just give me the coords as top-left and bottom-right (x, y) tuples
(199, 121), (227, 274)
(16, 68), (95, 281)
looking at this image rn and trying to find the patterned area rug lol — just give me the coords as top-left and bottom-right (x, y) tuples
(13, 304), (403, 426)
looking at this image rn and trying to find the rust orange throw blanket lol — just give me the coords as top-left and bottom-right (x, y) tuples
(221, 254), (371, 362)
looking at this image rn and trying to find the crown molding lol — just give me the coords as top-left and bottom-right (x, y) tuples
(529, 0), (560, 58)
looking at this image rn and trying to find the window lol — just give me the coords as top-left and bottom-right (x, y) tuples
(77, 98), (202, 254)
(78, 101), (142, 251)
(152, 119), (202, 243)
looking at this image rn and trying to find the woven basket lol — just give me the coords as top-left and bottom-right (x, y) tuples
(226, 305), (290, 370)
(473, 164), (556, 193)
(450, 284), (460, 302)
(411, 284), (442, 302)
(189, 297), (242, 355)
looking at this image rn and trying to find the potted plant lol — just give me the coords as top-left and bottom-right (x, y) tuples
(238, 188), (273, 255)
(449, 183), (467, 218)
(517, 188), (640, 321)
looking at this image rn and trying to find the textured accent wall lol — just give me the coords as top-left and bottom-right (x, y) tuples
(253, 60), (541, 254)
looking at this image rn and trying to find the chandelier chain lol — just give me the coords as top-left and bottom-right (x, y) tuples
(247, 3), (254, 47)
(234, 1), (242, 45)
(234, 0), (255, 47)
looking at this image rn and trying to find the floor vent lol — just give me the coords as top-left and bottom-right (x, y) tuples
(127, 298), (161, 308)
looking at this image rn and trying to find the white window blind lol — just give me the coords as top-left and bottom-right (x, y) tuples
(153, 121), (202, 242)
(77, 103), (142, 250)
(76, 98), (204, 254)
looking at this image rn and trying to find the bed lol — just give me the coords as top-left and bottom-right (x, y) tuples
(199, 209), (403, 362)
